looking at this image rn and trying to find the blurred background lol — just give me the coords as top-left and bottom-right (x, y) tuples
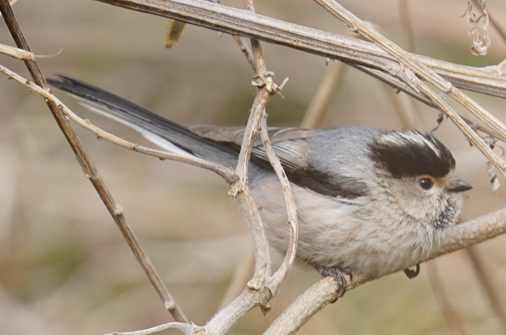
(0, 0), (506, 334)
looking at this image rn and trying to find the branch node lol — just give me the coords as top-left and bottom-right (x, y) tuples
(228, 179), (246, 197)
(114, 205), (123, 216)
(247, 277), (263, 290)
(251, 72), (288, 96)
(164, 300), (177, 311)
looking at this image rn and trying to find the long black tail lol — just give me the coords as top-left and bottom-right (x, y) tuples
(48, 75), (239, 167)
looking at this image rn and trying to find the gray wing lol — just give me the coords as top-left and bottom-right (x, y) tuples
(191, 126), (314, 173)
(191, 125), (375, 199)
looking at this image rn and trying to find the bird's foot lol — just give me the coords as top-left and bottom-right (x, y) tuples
(314, 265), (353, 299)
(403, 263), (420, 279)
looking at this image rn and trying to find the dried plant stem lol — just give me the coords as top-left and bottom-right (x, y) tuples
(233, 35), (256, 70)
(0, 0), (18, 17)
(232, 87), (272, 290)
(242, 0), (298, 297)
(0, 0), (189, 323)
(105, 322), (194, 335)
(0, 42), (33, 59)
(260, 113), (298, 295)
(0, 65), (236, 183)
(314, 0), (506, 179)
(471, 0), (506, 44)
(95, 0), (506, 100)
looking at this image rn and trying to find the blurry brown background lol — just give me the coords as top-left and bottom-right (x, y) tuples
(1, 0), (506, 334)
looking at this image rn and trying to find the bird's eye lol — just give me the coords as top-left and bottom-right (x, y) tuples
(418, 177), (433, 190)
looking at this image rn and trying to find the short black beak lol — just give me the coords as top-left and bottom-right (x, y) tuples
(446, 179), (473, 193)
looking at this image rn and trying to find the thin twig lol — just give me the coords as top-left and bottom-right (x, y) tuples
(0, 0), (18, 17)
(232, 35), (256, 70)
(0, 65), (236, 183)
(0, 0), (189, 323)
(242, 0), (298, 298)
(232, 87), (272, 290)
(105, 321), (194, 335)
(0, 42), (33, 60)
(260, 113), (298, 296)
(314, 0), (506, 180)
(94, 0), (506, 100)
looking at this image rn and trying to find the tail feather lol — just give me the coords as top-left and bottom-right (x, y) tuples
(48, 75), (239, 166)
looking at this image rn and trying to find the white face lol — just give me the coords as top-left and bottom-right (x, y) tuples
(384, 170), (463, 224)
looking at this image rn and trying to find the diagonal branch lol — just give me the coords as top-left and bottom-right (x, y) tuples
(94, 0), (506, 100)
(313, 0), (506, 181)
(0, 0), (189, 323)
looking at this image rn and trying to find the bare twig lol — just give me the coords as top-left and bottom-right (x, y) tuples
(0, 42), (33, 59)
(0, 65), (236, 183)
(245, 0), (298, 297)
(105, 322), (194, 335)
(260, 113), (298, 295)
(94, 0), (506, 100)
(231, 86), (272, 290)
(0, 0), (189, 323)
(0, 0), (18, 17)
(313, 0), (506, 180)
(427, 260), (470, 335)
(233, 35), (256, 70)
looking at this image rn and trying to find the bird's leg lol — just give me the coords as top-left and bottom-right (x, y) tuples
(403, 263), (420, 279)
(313, 265), (352, 298)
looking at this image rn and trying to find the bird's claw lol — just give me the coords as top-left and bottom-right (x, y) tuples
(315, 265), (352, 299)
(403, 263), (420, 279)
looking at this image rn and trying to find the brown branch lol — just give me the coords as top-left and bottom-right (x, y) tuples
(313, 0), (506, 179)
(0, 0), (18, 17)
(94, 0), (506, 100)
(0, 0), (189, 323)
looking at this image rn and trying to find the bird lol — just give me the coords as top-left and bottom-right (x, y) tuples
(48, 75), (472, 294)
